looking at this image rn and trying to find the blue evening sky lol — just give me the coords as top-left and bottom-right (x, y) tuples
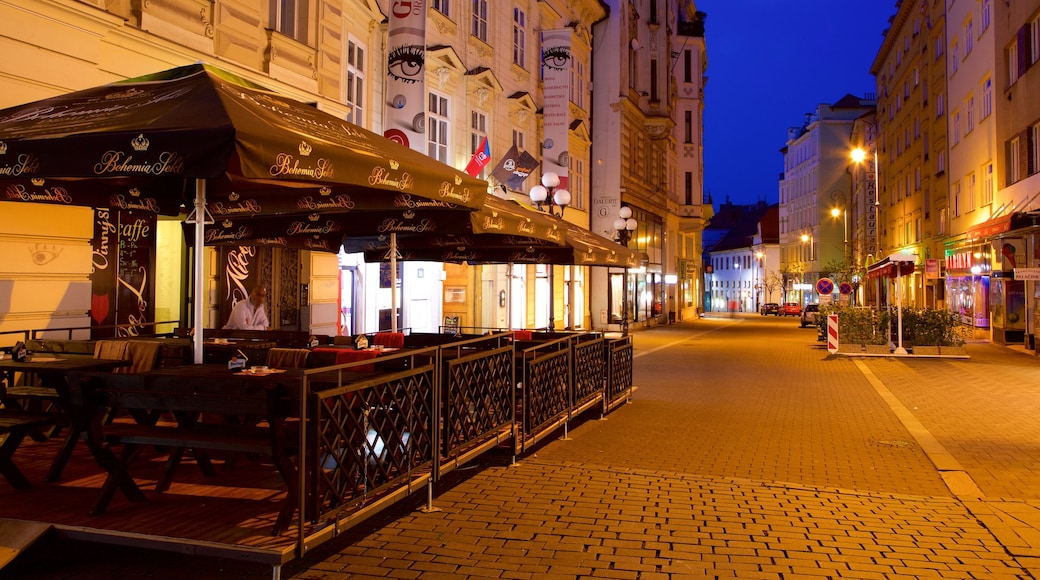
(697, 1), (897, 207)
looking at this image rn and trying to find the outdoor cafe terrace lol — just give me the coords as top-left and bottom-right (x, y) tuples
(0, 324), (633, 579)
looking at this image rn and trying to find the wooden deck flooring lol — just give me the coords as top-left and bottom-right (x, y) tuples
(0, 433), (302, 564)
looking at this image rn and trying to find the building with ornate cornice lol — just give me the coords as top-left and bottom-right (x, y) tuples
(6, 1), (713, 339)
(869, 0), (950, 312)
(591, 0), (709, 330)
(779, 96), (876, 307)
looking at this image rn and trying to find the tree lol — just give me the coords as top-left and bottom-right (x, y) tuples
(763, 271), (783, 303)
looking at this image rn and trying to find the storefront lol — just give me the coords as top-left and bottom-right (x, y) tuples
(944, 243), (991, 333)
(950, 212), (1040, 346)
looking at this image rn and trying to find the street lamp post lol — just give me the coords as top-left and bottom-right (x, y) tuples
(830, 206), (848, 264)
(614, 206), (638, 336)
(529, 172), (570, 331)
(755, 250), (764, 311)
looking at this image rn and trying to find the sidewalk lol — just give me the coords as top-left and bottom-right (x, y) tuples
(17, 315), (1040, 578)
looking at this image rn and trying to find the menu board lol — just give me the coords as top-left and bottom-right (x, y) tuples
(115, 212), (157, 336)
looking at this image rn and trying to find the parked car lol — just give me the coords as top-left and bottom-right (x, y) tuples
(760, 302), (780, 316)
(800, 304), (820, 328)
(781, 302), (802, 317)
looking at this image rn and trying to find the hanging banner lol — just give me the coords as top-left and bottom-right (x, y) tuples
(540, 29), (573, 188)
(90, 208), (119, 338)
(115, 211), (157, 337)
(384, 0), (428, 152)
(219, 245), (261, 328)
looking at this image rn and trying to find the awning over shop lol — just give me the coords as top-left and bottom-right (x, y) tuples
(967, 214), (1014, 241)
(867, 252), (917, 280)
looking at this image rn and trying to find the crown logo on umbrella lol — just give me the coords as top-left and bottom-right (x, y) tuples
(31, 177), (44, 186)
(403, 210), (415, 219)
(0, 142), (7, 154)
(222, 219), (233, 228)
(389, 159), (400, 170)
(228, 192), (240, 201)
(129, 188), (141, 197)
(131, 134), (150, 151)
(299, 141), (312, 156)
(320, 187), (332, 196)
(308, 213), (320, 221)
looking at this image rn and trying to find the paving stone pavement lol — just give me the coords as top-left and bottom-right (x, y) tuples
(15, 315), (1040, 578)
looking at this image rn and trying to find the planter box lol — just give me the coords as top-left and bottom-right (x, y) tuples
(940, 345), (968, 356)
(912, 345), (940, 356)
(864, 344), (891, 355)
(837, 343), (863, 354)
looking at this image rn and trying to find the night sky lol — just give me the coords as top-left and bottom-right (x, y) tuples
(697, 1), (897, 207)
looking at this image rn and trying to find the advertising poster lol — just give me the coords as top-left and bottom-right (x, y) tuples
(90, 208), (120, 338)
(219, 245), (261, 328)
(540, 29), (573, 188)
(115, 212), (157, 337)
(383, 0), (427, 152)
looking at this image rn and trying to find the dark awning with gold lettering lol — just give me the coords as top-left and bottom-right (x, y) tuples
(0, 63), (487, 214)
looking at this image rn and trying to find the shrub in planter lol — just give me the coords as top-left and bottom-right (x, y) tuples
(897, 307), (964, 347)
(819, 305), (889, 345)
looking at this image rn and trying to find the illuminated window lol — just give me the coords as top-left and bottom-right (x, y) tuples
(427, 93), (450, 163)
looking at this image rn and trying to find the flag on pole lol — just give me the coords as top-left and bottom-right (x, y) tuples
(465, 136), (491, 177)
(490, 144), (520, 185)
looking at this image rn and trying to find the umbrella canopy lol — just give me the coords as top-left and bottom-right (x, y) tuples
(0, 63), (489, 362)
(361, 202), (642, 268)
(339, 195), (565, 254)
(0, 63), (486, 211)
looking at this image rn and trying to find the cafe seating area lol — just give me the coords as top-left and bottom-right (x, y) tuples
(0, 324), (633, 577)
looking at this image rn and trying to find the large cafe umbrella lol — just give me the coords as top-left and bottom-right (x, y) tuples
(361, 201), (641, 268)
(0, 63), (487, 362)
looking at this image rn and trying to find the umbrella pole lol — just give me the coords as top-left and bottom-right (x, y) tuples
(193, 179), (206, 364)
(507, 263), (514, 330)
(391, 233), (398, 332)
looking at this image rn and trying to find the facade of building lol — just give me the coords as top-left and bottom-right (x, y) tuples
(867, 0), (950, 313)
(590, 0), (710, 330)
(704, 202), (778, 313)
(862, 0), (1040, 349)
(778, 96), (876, 307)
(990, 0), (1040, 347)
(0, 0), (708, 341)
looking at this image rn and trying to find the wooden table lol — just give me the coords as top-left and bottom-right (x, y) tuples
(0, 354), (130, 482)
(78, 364), (304, 533)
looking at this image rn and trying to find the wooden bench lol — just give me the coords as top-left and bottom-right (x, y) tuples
(0, 411), (56, 490)
(73, 371), (299, 534)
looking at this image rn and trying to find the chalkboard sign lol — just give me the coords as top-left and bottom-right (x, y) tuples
(443, 315), (460, 334)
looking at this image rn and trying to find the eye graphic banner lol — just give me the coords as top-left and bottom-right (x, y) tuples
(540, 29), (573, 189)
(384, 1), (428, 153)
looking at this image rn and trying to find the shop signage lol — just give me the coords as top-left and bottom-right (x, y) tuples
(1013, 268), (1040, 280)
